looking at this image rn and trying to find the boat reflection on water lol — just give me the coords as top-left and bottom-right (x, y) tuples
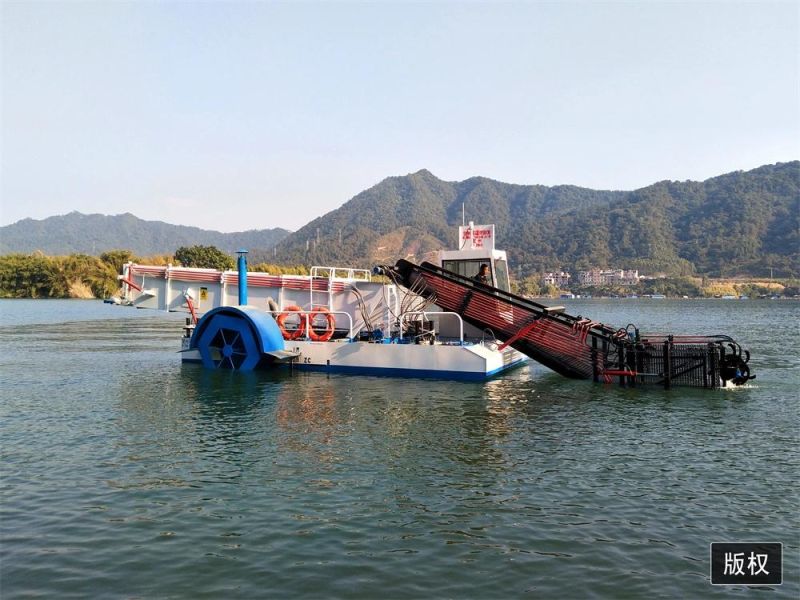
(114, 363), (554, 483)
(482, 376), (533, 438)
(275, 376), (341, 462)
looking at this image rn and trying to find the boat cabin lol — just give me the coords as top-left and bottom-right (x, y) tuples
(434, 223), (510, 292)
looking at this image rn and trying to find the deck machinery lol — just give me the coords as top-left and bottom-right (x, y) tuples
(383, 259), (755, 389)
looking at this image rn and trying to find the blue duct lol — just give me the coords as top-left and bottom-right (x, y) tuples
(237, 249), (248, 306)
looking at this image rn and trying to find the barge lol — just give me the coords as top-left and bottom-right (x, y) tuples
(116, 222), (755, 388)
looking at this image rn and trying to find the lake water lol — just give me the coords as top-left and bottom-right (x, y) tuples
(1, 298), (798, 598)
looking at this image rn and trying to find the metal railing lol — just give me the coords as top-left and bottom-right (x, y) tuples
(309, 266), (373, 314)
(310, 266), (373, 281)
(275, 309), (355, 341)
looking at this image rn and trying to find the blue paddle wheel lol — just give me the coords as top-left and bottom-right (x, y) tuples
(190, 306), (285, 371)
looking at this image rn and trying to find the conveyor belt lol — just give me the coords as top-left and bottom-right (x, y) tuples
(383, 260), (755, 388)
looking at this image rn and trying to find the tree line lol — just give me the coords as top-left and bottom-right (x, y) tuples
(3, 244), (796, 300)
(0, 250), (157, 299)
(513, 274), (798, 298)
(0, 246), (311, 299)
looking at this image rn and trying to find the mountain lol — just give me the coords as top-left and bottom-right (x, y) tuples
(267, 162), (799, 278)
(264, 169), (626, 266)
(3, 162), (797, 277)
(0, 212), (291, 257)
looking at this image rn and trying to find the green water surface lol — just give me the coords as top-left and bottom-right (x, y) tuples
(1, 299), (798, 598)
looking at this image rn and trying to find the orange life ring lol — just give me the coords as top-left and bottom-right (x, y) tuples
(276, 305), (306, 340)
(308, 306), (335, 342)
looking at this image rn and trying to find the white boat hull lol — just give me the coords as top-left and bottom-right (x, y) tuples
(182, 337), (528, 381)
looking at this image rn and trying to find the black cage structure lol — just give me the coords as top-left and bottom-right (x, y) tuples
(384, 260), (754, 389)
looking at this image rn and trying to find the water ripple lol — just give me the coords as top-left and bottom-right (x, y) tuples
(1, 299), (798, 598)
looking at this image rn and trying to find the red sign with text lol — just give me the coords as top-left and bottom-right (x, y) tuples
(459, 224), (495, 249)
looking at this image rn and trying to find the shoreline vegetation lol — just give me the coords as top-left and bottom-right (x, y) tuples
(515, 275), (796, 300)
(0, 249), (310, 301)
(1, 249), (797, 301)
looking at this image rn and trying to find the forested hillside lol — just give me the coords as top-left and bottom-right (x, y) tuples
(269, 162), (798, 278)
(0, 212), (290, 256)
(2, 163), (796, 278)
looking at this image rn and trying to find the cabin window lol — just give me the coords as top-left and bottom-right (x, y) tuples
(442, 259), (493, 286)
(494, 259), (510, 292)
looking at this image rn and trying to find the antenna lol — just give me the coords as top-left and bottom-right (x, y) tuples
(458, 202), (467, 249)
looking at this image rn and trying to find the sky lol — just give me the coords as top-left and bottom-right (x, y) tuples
(1, 1), (798, 233)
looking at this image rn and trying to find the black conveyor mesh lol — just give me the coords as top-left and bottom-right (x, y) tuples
(391, 260), (618, 379)
(388, 259), (752, 388)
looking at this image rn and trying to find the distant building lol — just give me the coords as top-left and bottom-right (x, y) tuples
(576, 268), (603, 286)
(576, 268), (640, 287)
(542, 271), (571, 288)
(604, 269), (640, 286)
(541, 268), (640, 289)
